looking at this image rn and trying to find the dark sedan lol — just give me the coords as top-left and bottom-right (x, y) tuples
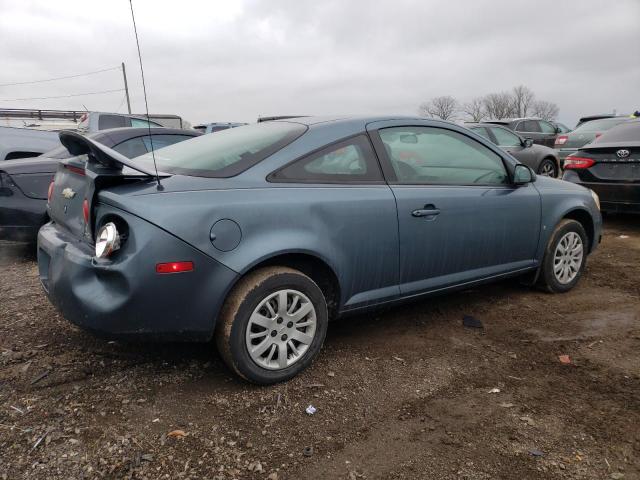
(563, 119), (640, 213)
(555, 117), (630, 166)
(0, 127), (200, 242)
(482, 118), (561, 148)
(467, 123), (560, 177)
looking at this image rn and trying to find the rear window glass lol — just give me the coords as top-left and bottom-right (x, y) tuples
(134, 122), (307, 177)
(594, 121), (640, 143)
(574, 118), (628, 133)
(98, 114), (130, 130)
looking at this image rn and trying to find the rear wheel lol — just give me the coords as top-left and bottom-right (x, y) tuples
(215, 266), (328, 384)
(538, 158), (558, 178)
(537, 219), (588, 293)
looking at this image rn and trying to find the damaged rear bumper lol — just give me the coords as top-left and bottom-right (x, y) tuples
(37, 208), (238, 341)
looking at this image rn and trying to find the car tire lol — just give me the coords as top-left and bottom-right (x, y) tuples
(215, 266), (328, 384)
(538, 158), (558, 178)
(537, 219), (588, 293)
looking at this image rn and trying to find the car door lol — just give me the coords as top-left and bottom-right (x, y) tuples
(515, 120), (544, 145)
(367, 121), (541, 296)
(488, 126), (537, 169)
(538, 120), (558, 148)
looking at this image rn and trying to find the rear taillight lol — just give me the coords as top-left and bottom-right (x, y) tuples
(156, 261), (194, 274)
(82, 199), (89, 224)
(564, 156), (595, 169)
(555, 135), (568, 146)
(47, 181), (54, 203)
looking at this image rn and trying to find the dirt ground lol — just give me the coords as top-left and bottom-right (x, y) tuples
(0, 216), (638, 480)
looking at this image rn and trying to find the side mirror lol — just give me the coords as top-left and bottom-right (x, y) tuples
(513, 164), (535, 185)
(523, 138), (534, 148)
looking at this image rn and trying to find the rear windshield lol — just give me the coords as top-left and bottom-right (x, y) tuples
(134, 122), (307, 177)
(594, 121), (640, 143)
(573, 118), (628, 133)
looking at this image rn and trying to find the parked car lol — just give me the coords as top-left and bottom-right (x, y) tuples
(467, 123), (560, 177)
(576, 114), (616, 128)
(38, 116), (601, 384)
(0, 126), (62, 160)
(482, 118), (560, 147)
(555, 117), (630, 166)
(563, 119), (640, 213)
(193, 122), (248, 134)
(0, 127), (200, 242)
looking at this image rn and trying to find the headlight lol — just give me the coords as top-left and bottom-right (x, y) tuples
(590, 189), (600, 211)
(95, 222), (121, 258)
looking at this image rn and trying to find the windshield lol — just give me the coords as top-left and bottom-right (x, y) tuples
(134, 122), (307, 177)
(573, 118), (628, 133)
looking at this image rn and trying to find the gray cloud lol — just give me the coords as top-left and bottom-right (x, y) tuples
(0, 0), (638, 126)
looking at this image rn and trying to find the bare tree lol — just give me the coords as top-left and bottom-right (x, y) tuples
(462, 97), (486, 122)
(419, 95), (458, 120)
(511, 85), (535, 118)
(482, 92), (514, 119)
(532, 100), (559, 121)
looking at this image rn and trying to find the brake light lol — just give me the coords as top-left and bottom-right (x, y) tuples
(555, 135), (568, 146)
(47, 181), (54, 203)
(82, 199), (89, 224)
(564, 156), (595, 169)
(64, 164), (85, 176)
(156, 261), (194, 274)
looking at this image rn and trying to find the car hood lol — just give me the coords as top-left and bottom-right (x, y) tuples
(0, 157), (59, 174)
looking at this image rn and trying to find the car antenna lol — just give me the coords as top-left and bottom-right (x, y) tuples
(128, 0), (162, 190)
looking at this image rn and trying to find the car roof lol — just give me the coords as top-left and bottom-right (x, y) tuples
(271, 115), (434, 129)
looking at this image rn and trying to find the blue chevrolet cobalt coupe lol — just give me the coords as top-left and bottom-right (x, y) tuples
(38, 116), (602, 384)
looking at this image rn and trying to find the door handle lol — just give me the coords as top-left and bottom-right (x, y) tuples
(412, 205), (441, 218)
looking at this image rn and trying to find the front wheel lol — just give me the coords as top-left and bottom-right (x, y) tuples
(537, 219), (588, 293)
(538, 158), (559, 178)
(215, 266), (328, 384)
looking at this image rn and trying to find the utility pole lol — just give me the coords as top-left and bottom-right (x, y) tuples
(121, 62), (132, 114)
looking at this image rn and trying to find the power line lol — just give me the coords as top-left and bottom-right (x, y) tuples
(0, 88), (125, 102)
(0, 67), (121, 87)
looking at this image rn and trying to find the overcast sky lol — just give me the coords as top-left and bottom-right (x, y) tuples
(1, 0), (638, 126)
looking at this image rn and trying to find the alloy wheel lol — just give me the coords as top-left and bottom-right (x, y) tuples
(245, 289), (317, 370)
(553, 232), (583, 284)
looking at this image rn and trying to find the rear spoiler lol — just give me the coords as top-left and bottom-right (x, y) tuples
(59, 130), (163, 177)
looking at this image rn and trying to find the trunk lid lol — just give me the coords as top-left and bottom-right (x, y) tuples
(47, 131), (165, 242)
(579, 145), (640, 183)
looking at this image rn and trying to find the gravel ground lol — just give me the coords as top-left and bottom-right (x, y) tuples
(0, 216), (638, 480)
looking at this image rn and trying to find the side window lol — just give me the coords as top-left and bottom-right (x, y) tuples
(379, 126), (508, 185)
(98, 114), (130, 130)
(112, 137), (148, 158)
(142, 134), (194, 151)
(271, 135), (382, 183)
(521, 120), (541, 132)
(471, 127), (492, 141)
(539, 121), (556, 134)
(490, 127), (521, 147)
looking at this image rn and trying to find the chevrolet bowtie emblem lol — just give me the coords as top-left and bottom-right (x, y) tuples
(62, 187), (76, 199)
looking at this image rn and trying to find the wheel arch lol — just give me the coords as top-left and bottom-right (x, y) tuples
(562, 208), (595, 251)
(235, 251), (342, 319)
